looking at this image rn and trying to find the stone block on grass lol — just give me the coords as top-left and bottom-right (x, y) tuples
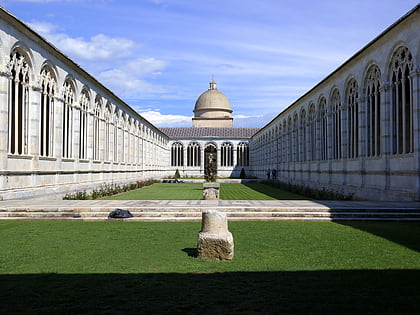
(197, 210), (234, 260)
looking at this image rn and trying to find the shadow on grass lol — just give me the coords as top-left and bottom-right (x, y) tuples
(182, 247), (198, 257)
(1, 270), (419, 314)
(337, 221), (420, 253)
(242, 182), (308, 200)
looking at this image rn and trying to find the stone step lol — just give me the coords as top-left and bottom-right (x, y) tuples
(1, 208), (420, 221)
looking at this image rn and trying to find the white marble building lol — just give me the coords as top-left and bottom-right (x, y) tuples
(0, 7), (169, 200)
(250, 6), (420, 201)
(0, 5), (418, 200)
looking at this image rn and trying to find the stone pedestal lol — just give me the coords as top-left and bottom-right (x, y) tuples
(197, 210), (234, 260)
(202, 183), (220, 200)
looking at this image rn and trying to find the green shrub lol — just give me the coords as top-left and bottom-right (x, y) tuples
(261, 180), (354, 200)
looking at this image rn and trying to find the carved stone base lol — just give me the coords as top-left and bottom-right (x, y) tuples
(197, 210), (234, 261)
(202, 183), (220, 200)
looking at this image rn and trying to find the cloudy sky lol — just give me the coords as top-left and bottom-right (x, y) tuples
(0, 0), (418, 127)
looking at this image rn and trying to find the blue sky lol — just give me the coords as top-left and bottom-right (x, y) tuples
(0, 0), (418, 127)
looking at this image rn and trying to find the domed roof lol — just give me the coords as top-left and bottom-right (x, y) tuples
(193, 80), (232, 114)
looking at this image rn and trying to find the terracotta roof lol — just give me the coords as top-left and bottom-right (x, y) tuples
(160, 127), (260, 139)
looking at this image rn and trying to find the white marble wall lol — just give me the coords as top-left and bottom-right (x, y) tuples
(250, 10), (420, 201)
(0, 9), (170, 199)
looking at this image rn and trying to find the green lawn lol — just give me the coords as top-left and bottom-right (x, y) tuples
(102, 182), (308, 200)
(1, 221), (419, 313)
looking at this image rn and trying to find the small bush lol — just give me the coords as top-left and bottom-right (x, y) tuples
(62, 180), (157, 200)
(261, 180), (354, 200)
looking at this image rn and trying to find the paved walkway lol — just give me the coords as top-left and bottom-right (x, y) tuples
(0, 199), (419, 210)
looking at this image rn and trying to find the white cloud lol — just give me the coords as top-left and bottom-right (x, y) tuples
(28, 19), (168, 100)
(28, 20), (135, 61)
(97, 57), (167, 98)
(139, 110), (191, 127)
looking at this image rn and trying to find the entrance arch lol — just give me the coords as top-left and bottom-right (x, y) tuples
(204, 143), (217, 178)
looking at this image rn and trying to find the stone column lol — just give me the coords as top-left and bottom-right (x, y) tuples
(197, 210), (234, 261)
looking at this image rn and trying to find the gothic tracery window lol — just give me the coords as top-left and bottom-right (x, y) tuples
(365, 65), (381, 157)
(299, 108), (308, 162)
(308, 104), (316, 161)
(62, 79), (74, 158)
(237, 142), (249, 166)
(187, 142), (201, 167)
(93, 97), (102, 161)
(78, 90), (90, 160)
(171, 142), (184, 166)
(319, 98), (328, 160)
(8, 50), (29, 155)
(331, 89), (342, 159)
(104, 103), (111, 161)
(346, 79), (359, 158)
(39, 66), (56, 157)
(221, 142), (234, 167)
(391, 46), (413, 155)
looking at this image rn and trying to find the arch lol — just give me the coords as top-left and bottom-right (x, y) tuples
(318, 96), (328, 160)
(300, 108), (307, 162)
(40, 60), (59, 84)
(39, 64), (57, 157)
(364, 64), (382, 157)
(221, 141), (234, 167)
(308, 102), (316, 160)
(171, 142), (184, 167)
(8, 48), (31, 155)
(92, 95), (102, 160)
(345, 78), (359, 158)
(62, 78), (75, 158)
(104, 102), (112, 161)
(330, 88), (342, 159)
(10, 42), (34, 71)
(78, 89), (90, 159)
(237, 142), (249, 166)
(187, 142), (201, 167)
(389, 46), (414, 154)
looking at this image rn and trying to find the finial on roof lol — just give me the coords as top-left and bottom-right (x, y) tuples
(209, 77), (217, 90)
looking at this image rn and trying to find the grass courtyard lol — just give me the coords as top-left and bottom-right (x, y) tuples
(1, 220), (419, 313)
(101, 182), (308, 200)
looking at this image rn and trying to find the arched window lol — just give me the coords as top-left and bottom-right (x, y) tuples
(104, 103), (111, 161)
(93, 96), (102, 161)
(346, 79), (359, 158)
(187, 142), (201, 166)
(282, 120), (287, 163)
(390, 46), (413, 155)
(287, 116), (292, 162)
(221, 142), (234, 167)
(365, 66), (381, 157)
(62, 79), (74, 158)
(331, 89), (342, 159)
(319, 98), (328, 160)
(293, 114), (299, 162)
(237, 142), (249, 166)
(39, 66), (56, 157)
(8, 50), (29, 155)
(171, 142), (184, 166)
(113, 110), (119, 162)
(308, 103), (316, 161)
(78, 90), (90, 159)
(300, 109), (307, 162)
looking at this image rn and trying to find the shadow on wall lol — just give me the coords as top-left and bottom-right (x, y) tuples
(1, 270), (419, 313)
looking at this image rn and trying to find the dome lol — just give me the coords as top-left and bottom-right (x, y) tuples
(193, 80), (232, 117)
